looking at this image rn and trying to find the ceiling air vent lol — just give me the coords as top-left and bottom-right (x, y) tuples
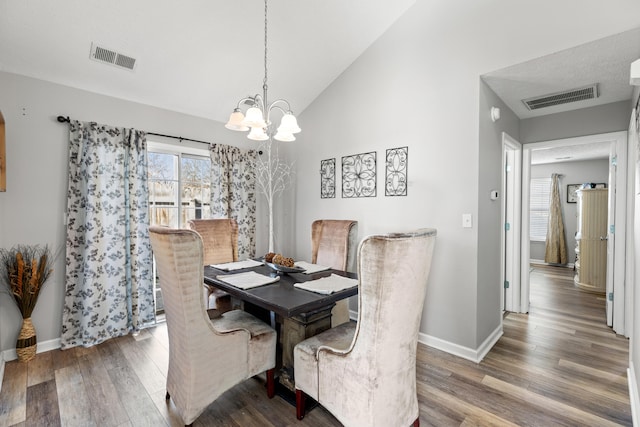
(89, 43), (137, 71)
(522, 84), (598, 111)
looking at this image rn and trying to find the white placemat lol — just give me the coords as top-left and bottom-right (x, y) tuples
(211, 259), (264, 271)
(216, 271), (280, 290)
(293, 273), (358, 295)
(294, 261), (331, 274)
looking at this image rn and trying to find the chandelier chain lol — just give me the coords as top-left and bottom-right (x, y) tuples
(263, 0), (268, 95)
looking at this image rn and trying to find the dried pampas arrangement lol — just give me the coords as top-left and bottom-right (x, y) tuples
(0, 245), (56, 362)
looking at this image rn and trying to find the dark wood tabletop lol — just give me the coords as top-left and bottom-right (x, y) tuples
(204, 264), (358, 318)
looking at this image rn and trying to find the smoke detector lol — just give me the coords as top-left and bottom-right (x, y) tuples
(89, 42), (137, 71)
(522, 84), (598, 111)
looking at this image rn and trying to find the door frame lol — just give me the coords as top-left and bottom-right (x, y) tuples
(519, 131), (627, 333)
(501, 132), (522, 312)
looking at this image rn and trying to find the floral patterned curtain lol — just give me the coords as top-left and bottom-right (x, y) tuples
(61, 121), (154, 349)
(545, 173), (568, 264)
(210, 144), (257, 259)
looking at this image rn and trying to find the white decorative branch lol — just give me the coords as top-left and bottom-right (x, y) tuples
(255, 138), (294, 252)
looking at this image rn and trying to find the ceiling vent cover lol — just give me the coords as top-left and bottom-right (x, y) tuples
(90, 43), (136, 71)
(522, 84), (598, 111)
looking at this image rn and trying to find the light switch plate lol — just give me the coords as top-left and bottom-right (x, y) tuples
(462, 213), (472, 228)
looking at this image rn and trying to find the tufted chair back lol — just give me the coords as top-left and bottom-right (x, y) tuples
(311, 220), (358, 326)
(187, 218), (238, 264)
(187, 218), (238, 311)
(149, 226), (276, 425)
(294, 228), (437, 427)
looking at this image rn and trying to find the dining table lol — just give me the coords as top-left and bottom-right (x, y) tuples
(203, 261), (358, 392)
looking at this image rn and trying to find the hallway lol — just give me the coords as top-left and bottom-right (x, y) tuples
(417, 263), (631, 425)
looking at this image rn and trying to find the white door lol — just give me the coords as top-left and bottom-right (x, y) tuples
(501, 133), (522, 312)
(606, 145), (616, 326)
(609, 133), (628, 333)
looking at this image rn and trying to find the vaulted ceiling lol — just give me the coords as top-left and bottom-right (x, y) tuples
(1, 0), (639, 166)
(0, 0), (415, 123)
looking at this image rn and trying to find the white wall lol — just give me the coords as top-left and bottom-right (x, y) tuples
(292, 1), (640, 353)
(521, 101), (631, 143)
(0, 71), (266, 353)
(477, 81), (520, 346)
(530, 160), (610, 263)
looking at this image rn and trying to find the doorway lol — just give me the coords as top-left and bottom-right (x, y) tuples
(519, 131), (628, 335)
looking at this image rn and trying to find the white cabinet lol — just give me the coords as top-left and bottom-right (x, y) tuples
(574, 188), (608, 294)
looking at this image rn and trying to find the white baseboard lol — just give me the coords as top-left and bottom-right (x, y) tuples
(419, 323), (503, 363)
(350, 310), (503, 363)
(1, 337), (61, 362)
(629, 363), (640, 426)
(530, 259), (575, 269)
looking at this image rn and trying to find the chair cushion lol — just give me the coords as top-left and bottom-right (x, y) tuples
(212, 310), (277, 375)
(294, 321), (355, 400)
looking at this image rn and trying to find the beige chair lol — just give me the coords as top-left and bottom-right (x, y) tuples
(149, 226), (276, 426)
(294, 228), (437, 427)
(187, 218), (238, 312)
(311, 219), (357, 327)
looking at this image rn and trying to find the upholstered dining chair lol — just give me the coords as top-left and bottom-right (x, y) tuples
(294, 228), (437, 427)
(188, 218), (238, 312)
(149, 226), (276, 426)
(311, 219), (358, 327)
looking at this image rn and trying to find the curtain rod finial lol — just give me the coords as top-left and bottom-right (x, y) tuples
(57, 115), (70, 123)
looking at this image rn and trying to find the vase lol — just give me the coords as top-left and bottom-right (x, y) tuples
(16, 317), (36, 362)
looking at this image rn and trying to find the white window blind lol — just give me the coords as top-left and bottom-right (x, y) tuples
(530, 177), (552, 242)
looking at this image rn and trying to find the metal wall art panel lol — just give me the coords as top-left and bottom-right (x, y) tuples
(342, 151), (377, 198)
(320, 158), (336, 198)
(385, 146), (408, 196)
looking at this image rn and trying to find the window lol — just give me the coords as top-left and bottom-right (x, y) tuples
(148, 142), (211, 228)
(530, 177), (551, 241)
(147, 141), (211, 317)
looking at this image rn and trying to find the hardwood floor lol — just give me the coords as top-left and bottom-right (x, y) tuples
(0, 264), (632, 426)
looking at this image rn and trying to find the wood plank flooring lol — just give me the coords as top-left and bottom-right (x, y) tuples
(0, 264), (632, 426)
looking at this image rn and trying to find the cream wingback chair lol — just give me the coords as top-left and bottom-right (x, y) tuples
(295, 228), (437, 427)
(311, 219), (357, 327)
(149, 226), (276, 427)
(187, 218), (238, 312)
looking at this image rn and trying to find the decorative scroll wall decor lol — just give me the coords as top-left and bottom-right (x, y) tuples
(385, 146), (408, 196)
(342, 151), (377, 198)
(320, 158), (336, 198)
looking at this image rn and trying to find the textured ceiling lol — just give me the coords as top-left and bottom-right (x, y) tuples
(485, 27), (640, 165)
(530, 141), (611, 165)
(483, 27), (640, 120)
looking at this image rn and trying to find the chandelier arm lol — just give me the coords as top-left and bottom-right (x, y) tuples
(235, 96), (259, 110)
(267, 100), (292, 114)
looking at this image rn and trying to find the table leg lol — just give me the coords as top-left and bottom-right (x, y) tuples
(279, 305), (333, 391)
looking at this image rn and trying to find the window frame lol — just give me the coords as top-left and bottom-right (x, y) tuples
(529, 177), (552, 242)
(147, 141), (211, 228)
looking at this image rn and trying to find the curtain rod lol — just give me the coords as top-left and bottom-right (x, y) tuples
(56, 115), (212, 146)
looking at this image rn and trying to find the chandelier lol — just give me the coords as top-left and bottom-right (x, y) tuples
(225, 0), (301, 142)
